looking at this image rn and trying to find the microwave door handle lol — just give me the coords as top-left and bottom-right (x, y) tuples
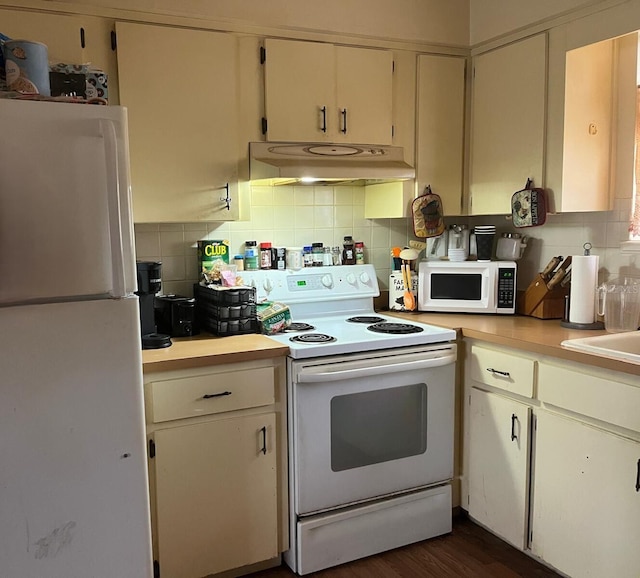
(297, 353), (456, 383)
(100, 119), (127, 298)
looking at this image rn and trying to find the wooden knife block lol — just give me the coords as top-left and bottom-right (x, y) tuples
(517, 276), (569, 319)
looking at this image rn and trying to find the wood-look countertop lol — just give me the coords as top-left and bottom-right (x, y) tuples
(142, 333), (289, 373)
(141, 314), (638, 377)
(387, 311), (639, 376)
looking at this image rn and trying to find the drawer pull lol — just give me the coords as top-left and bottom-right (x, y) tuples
(511, 413), (518, 441)
(487, 367), (511, 378)
(636, 459), (640, 492)
(202, 391), (232, 399)
(260, 426), (267, 455)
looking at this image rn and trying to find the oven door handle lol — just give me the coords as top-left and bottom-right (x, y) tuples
(296, 353), (456, 383)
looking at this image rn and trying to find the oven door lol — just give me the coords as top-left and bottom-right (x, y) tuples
(290, 345), (456, 516)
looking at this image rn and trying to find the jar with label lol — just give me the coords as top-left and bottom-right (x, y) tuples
(312, 243), (324, 267)
(260, 242), (272, 269)
(332, 246), (342, 266)
(323, 246), (333, 266)
(273, 247), (286, 270)
(342, 236), (355, 265)
(286, 247), (303, 270)
(303, 246), (313, 267)
(355, 242), (365, 265)
(233, 255), (244, 271)
(244, 241), (258, 270)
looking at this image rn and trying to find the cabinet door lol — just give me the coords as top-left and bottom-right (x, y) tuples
(153, 413), (278, 578)
(468, 388), (531, 549)
(470, 34), (546, 215)
(0, 9), (84, 64)
(335, 46), (393, 145)
(116, 22), (240, 222)
(264, 38), (335, 142)
(532, 411), (640, 578)
(416, 55), (466, 215)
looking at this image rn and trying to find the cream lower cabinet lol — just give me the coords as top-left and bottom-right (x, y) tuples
(469, 33), (546, 215)
(465, 342), (535, 550)
(116, 22), (241, 222)
(532, 410), (640, 578)
(468, 388), (531, 549)
(144, 358), (287, 578)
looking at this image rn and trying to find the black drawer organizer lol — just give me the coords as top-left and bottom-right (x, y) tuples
(193, 284), (258, 336)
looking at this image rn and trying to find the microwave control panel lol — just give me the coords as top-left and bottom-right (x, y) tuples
(497, 267), (516, 310)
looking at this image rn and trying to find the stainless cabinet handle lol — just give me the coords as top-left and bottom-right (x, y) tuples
(219, 182), (231, 211)
(320, 106), (327, 133)
(260, 426), (267, 455)
(636, 459), (640, 492)
(341, 108), (348, 134)
(487, 367), (511, 378)
(202, 391), (232, 399)
(511, 413), (518, 441)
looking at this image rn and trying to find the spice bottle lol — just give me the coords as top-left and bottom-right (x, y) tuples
(355, 241), (365, 265)
(303, 246), (313, 267)
(332, 246), (342, 266)
(342, 236), (355, 265)
(244, 241), (258, 270)
(260, 242), (272, 269)
(312, 243), (324, 267)
(233, 255), (245, 271)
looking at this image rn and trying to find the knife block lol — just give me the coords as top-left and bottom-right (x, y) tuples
(517, 275), (569, 318)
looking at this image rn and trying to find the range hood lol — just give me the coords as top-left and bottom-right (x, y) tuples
(249, 142), (415, 186)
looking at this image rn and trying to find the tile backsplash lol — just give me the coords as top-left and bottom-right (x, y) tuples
(134, 183), (639, 297)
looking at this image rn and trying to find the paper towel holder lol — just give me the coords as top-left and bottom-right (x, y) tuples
(560, 242), (605, 330)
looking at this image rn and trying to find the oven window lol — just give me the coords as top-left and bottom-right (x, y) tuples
(330, 383), (427, 472)
(431, 273), (482, 300)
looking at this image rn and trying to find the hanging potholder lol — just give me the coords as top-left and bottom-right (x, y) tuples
(511, 179), (547, 228)
(412, 185), (445, 238)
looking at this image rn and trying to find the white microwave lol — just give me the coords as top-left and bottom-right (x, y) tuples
(418, 260), (517, 314)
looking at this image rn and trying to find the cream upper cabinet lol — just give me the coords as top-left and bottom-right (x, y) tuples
(264, 38), (393, 144)
(0, 8), (85, 65)
(532, 410), (640, 578)
(468, 388), (531, 550)
(416, 54), (466, 216)
(469, 33), (547, 215)
(116, 22), (240, 222)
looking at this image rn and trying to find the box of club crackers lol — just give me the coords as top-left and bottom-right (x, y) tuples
(197, 240), (230, 283)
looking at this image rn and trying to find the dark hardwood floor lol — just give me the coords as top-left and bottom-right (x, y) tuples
(250, 515), (560, 578)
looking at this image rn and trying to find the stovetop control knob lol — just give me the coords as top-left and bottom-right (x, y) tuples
(263, 277), (273, 297)
(321, 274), (333, 288)
(359, 271), (371, 284)
(346, 273), (357, 285)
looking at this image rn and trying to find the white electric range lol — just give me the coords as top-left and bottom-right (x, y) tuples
(240, 264), (457, 575)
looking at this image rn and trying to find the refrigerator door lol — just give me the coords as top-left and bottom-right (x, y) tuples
(0, 100), (137, 306)
(0, 297), (152, 578)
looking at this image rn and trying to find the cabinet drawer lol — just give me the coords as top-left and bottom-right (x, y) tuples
(469, 345), (535, 398)
(538, 362), (640, 433)
(149, 366), (275, 423)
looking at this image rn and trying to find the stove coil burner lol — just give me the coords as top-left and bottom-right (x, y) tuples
(346, 316), (386, 324)
(289, 333), (337, 344)
(285, 322), (316, 332)
(367, 322), (424, 335)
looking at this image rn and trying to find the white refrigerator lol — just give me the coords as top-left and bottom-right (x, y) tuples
(0, 99), (153, 577)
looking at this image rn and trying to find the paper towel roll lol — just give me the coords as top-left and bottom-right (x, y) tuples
(569, 255), (599, 324)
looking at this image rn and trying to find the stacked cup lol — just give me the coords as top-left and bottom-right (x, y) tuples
(474, 225), (496, 262)
(448, 248), (468, 262)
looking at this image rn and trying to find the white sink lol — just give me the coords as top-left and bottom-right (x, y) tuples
(561, 331), (640, 365)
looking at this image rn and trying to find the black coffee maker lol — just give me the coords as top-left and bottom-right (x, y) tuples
(135, 261), (171, 349)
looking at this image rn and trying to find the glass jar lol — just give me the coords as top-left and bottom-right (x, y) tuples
(323, 246), (333, 266)
(303, 246), (313, 267)
(233, 254), (244, 271)
(312, 243), (324, 267)
(244, 240), (258, 271)
(342, 236), (355, 265)
(286, 247), (303, 270)
(332, 246), (342, 266)
(355, 241), (365, 265)
(260, 242), (272, 269)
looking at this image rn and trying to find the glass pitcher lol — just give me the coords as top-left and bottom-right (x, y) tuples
(597, 276), (640, 333)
